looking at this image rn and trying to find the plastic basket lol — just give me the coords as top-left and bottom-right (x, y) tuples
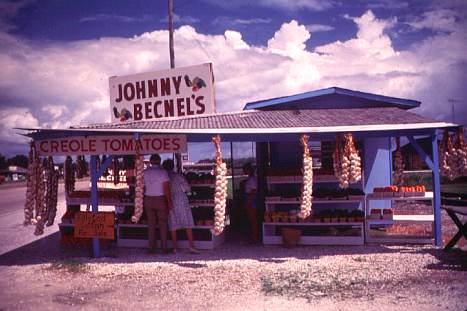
(282, 227), (301, 248)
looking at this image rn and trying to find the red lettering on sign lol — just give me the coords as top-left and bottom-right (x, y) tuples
(124, 83), (135, 101)
(89, 139), (97, 152)
(173, 76), (182, 94)
(144, 101), (153, 120)
(186, 97), (195, 115)
(160, 78), (171, 96)
(122, 139), (133, 152)
(80, 140), (89, 153)
(134, 104), (143, 121)
(176, 98), (185, 116)
(61, 140), (68, 152)
(69, 140), (80, 152)
(51, 141), (59, 153)
(110, 139), (121, 151)
(135, 81), (146, 99)
(151, 138), (162, 150)
(164, 99), (174, 117)
(163, 138), (171, 150)
(40, 141), (49, 153)
(148, 79), (158, 97)
(195, 96), (205, 114)
(135, 140), (143, 152)
(143, 139), (151, 150)
(155, 100), (163, 118)
(172, 138), (180, 150)
(102, 139), (110, 151)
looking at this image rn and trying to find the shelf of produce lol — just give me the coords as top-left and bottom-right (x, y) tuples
(262, 222), (364, 245)
(365, 214), (435, 245)
(264, 222), (363, 226)
(59, 223), (118, 228)
(266, 175), (360, 184)
(66, 197), (134, 206)
(266, 198), (364, 205)
(366, 192), (433, 201)
(116, 224), (226, 249)
(365, 191), (435, 245)
(58, 223), (75, 227)
(364, 234), (434, 245)
(366, 214), (434, 225)
(189, 183), (215, 188)
(189, 203), (215, 207)
(117, 223), (222, 229)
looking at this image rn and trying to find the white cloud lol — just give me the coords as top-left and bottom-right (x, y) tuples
(160, 14), (199, 24)
(0, 8), (466, 156)
(79, 14), (153, 23)
(408, 9), (459, 32)
(41, 105), (68, 119)
(0, 107), (39, 143)
(261, 0), (335, 11)
(212, 17), (272, 26)
(202, 0), (336, 11)
(267, 20), (311, 57)
(366, 0), (409, 10)
(305, 24), (335, 33)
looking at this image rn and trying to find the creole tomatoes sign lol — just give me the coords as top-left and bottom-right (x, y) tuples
(35, 134), (187, 156)
(109, 63), (215, 123)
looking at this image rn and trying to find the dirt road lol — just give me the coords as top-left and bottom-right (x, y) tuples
(0, 234), (465, 311)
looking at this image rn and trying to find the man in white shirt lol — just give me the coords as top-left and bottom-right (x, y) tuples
(243, 163), (260, 243)
(144, 154), (173, 253)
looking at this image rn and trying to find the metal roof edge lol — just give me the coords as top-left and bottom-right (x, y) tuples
(16, 121), (458, 136)
(244, 87), (335, 110)
(68, 109), (259, 129)
(243, 87), (421, 110)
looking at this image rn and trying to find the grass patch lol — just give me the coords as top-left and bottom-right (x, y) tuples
(260, 268), (380, 301)
(352, 256), (366, 262)
(47, 259), (88, 273)
(441, 182), (467, 195)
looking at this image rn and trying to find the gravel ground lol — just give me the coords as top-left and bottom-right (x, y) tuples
(0, 231), (465, 311)
(0, 198), (465, 311)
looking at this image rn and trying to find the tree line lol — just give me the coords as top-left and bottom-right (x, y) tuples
(0, 154), (28, 170)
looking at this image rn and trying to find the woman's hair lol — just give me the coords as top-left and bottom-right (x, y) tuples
(150, 154), (161, 165)
(243, 162), (254, 175)
(162, 159), (175, 172)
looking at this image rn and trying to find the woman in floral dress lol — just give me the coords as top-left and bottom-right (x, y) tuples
(162, 159), (200, 253)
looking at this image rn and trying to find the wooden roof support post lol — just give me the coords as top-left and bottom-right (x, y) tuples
(407, 134), (442, 246)
(431, 134), (442, 247)
(90, 155), (100, 258)
(90, 154), (115, 258)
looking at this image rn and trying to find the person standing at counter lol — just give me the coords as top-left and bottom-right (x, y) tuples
(162, 159), (200, 254)
(144, 154), (173, 254)
(243, 163), (260, 243)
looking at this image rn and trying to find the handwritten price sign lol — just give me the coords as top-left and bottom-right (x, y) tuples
(74, 212), (115, 240)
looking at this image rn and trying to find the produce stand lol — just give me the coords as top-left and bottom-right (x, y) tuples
(117, 224), (226, 249)
(18, 87), (461, 257)
(263, 172), (365, 245)
(60, 171), (229, 250)
(365, 192), (435, 244)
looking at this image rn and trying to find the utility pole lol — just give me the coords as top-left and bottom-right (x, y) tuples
(168, 0), (175, 69)
(168, 0), (182, 171)
(448, 98), (459, 124)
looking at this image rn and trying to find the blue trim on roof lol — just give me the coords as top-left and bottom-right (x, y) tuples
(243, 87), (421, 110)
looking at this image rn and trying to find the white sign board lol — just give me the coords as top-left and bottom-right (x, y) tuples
(109, 63), (215, 123)
(35, 135), (187, 156)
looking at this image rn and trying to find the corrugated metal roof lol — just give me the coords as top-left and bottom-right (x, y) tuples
(243, 87), (421, 110)
(71, 107), (435, 130)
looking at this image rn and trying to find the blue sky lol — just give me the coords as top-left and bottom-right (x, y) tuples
(0, 0), (466, 159)
(8, 0), (440, 49)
